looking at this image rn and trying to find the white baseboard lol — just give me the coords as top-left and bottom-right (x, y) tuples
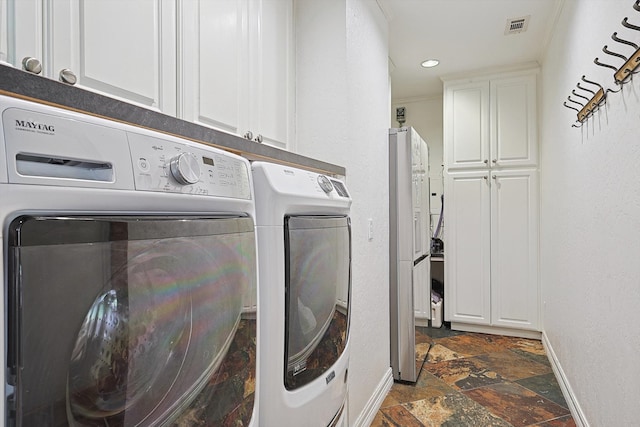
(451, 322), (542, 340)
(351, 367), (393, 427)
(416, 317), (429, 327)
(541, 332), (589, 427)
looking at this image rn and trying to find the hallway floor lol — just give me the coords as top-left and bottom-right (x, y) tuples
(372, 326), (576, 427)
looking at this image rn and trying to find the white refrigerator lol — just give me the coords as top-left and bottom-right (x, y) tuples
(389, 127), (431, 382)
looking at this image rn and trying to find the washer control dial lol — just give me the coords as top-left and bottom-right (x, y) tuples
(170, 152), (200, 185)
(317, 175), (334, 193)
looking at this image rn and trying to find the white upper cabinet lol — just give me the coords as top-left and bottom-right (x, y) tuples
(250, 0), (294, 150)
(490, 74), (537, 168)
(3, 0), (294, 150)
(444, 71), (537, 170)
(0, 0), (7, 64)
(444, 80), (490, 170)
(181, 0), (294, 150)
(4, 0), (178, 114)
(1, 0), (43, 68)
(63, 0), (178, 114)
(180, 0), (247, 137)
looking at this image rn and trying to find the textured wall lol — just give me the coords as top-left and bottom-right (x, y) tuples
(295, 0), (392, 424)
(540, 1), (640, 425)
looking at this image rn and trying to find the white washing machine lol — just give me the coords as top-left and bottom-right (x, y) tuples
(252, 162), (352, 427)
(0, 95), (259, 426)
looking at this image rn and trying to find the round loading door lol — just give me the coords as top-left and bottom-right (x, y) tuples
(67, 238), (244, 426)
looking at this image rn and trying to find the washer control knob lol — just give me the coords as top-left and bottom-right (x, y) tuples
(317, 175), (334, 193)
(170, 152), (200, 185)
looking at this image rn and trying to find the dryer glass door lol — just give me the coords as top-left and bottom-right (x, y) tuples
(6, 215), (257, 427)
(283, 215), (351, 390)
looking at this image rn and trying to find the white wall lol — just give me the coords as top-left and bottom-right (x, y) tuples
(540, 1), (640, 425)
(295, 0), (391, 425)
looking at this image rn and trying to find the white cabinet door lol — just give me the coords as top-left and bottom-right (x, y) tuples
(249, 0), (293, 150)
(181, 0), (293, 150)
(410, 131), (429, 257)
(0, 0), (6, 64)
(445, 170), (491, 325)
(49, 0), (177, 114)
(413, 258), (431, 320)
(444, 80), (490, 170)
(1, 0), (43, 67)
(0, 0), (5, 64)
(491, 74), (537, 168)
(490, 169), (539, 330)
(445, 72), (537, 171)
(180, 0), (248, 135)
(417, 132), (431, 255)
(4, 0), (177, 113)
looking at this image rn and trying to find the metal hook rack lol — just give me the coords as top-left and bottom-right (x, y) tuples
(564, 1), (640, 126)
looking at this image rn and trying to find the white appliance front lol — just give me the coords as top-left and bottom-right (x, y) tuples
(252, 162), (351, 427)
(389, 127), (431, 383)
(0, 96), (259, 426)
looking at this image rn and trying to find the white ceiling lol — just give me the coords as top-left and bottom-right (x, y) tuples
(383, 0), (563, 100)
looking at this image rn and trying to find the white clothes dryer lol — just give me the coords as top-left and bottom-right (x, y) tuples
(252, 162), (352, 427)
(0, 95), (259, 426)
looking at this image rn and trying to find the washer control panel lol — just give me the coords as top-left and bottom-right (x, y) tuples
(128, 132), (251, 200)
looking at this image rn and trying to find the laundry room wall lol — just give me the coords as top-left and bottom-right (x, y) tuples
(539, 0), (640, 425)
(295, 0), (392, 424)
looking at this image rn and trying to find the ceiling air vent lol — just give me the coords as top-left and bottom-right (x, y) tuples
(504, 15), (530, 35)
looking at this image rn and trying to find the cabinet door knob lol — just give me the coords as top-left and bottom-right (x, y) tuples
(483, 159), (488, 164)
(483, 175), (488, 180)
(22, 57), (42, 74)
(59, 69), (77, 85)
(492, 159), (497, 163)
(254, 134), (263, 143)
(243, 131), (254, 140)
(492, 175), (497, 179)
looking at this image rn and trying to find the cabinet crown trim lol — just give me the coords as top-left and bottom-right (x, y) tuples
(441, 63), (540, 84)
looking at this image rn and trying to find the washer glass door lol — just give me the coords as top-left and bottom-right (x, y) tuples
(6, 215), (257, 426)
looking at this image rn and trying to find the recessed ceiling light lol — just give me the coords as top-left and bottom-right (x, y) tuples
(421, 59), (439, 68)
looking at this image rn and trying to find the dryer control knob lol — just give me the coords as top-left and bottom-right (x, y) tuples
(317, 175), (334, 193)
(170, 152), (200, 185)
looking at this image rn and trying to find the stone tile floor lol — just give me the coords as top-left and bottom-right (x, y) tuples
(372, 325), (576, 427)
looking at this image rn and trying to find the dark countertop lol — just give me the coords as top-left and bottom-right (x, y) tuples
(0, 64), (345, 176)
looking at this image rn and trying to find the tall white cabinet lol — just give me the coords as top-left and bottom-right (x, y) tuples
(0, 0), (294, 149)
(443, 69), (540, 335)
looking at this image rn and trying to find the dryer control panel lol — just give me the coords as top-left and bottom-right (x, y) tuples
(128, 133), (251, 200)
